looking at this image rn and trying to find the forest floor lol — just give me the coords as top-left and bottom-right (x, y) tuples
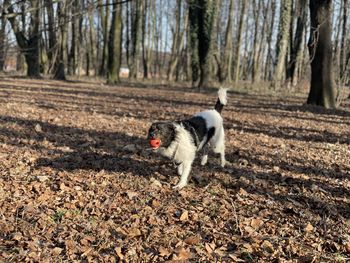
(0, 77), (349, 262)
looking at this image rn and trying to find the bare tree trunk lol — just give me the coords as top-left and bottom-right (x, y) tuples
(129, 0), (142, 79)
(4, 0), (41, 77)
(272, 0), (292, 89)
(264, 0), (276, 81)
(99, 0), (110, 76)
(234, 0), (248, 83)
(287, 0), (307, 86)
(141, 0), (148, 79)
(88, 3), (97, 76)
(68, 0), (78, 75)
(54, 0), (67, 80)
(0, 8), (6, 71)
(107, 0), (123, 84)
(168, 0), (188, 81)
(307, 0), (336, 108)
(339, 0), (348, 79)
(251, 0), (262, 83)
(189, 0), (200, 86)
(218, 0), (234, 83)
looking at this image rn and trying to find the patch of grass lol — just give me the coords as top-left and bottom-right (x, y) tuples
(52, 209), (67, 223)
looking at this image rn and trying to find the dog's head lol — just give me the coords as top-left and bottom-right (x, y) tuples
(147, 122), (176, 150)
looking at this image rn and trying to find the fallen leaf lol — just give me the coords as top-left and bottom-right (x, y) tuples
(205, 243), (213, 254)
(305, 223), (314, 232)
(128, 227), (141, 238)
(238, 188), (248, 196)
(179, 210), (189, 221)
(261, 240), (274, 253)
(158, 246), (171, 257)
(250, 218), (264, 229)
(52, 247), (63, 255)
(344, 243), (350, 253)
(184, 235), (201, 245)
(115, 247), (124, 260)
(126, 190), (138, 199)
(174, 247), (191, 260)
(150, 178), (162, 188)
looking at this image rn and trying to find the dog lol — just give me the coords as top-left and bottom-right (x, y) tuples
(147, 88), (227, 189)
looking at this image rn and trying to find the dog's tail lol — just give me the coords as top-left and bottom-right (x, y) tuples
(214, 88), (227, 114)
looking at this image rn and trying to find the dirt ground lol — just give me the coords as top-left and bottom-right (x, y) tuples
(0, 77), (349, 262)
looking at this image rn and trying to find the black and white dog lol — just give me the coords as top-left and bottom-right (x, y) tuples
(147, 88), (227, 189)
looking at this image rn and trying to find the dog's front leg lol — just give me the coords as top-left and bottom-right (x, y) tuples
(173, 161), (192, 189)
(177, 163), (184, 176)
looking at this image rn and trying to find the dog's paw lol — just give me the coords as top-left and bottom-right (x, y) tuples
(173, 182), (187, 189)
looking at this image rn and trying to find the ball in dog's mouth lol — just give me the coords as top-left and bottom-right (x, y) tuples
(149, 138), (161, 149)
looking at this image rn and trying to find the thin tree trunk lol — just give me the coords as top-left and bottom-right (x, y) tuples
(234, 0), (248, 83)
(99, 0), (110, 76)
(129, 0), (142, 79)
(272, 0), (292, 89)
(54, 0), (67, 80)
(107, 0), (123, 84)
(197, 0), (217, 90)
(141, 0), (148, 79)
(288, 0), (307, 86)
(0, 10), (6, 71)
(88, 4), (98, 76)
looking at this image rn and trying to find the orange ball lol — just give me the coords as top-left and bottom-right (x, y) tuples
(149, 138), (161, 149)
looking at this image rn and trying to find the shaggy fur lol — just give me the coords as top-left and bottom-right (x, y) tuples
(148, 88), (227, 189)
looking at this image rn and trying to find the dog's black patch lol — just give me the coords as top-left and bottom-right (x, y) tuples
(206, 127), (215, 144)
(181, 116), (208, 147)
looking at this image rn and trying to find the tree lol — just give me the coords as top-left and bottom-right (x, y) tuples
(272, 0), (292, 89)
(286, 0), (307, 86)
(129, 0), (142, 79)
(307, 0), (336, 108)
(189, 0), (217, 90)
(234, 0), (248, 83)
(107, 0), (123, 84)
(54, 0), (68, 80)
(4, 0), (41, 77)
(0, 2), (6, 71)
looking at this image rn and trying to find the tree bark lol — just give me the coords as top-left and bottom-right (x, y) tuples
(107, 0), (123, 84)
(197, 0), (217, 90)
(54, 0), (67, 80)
(99, 0), (110, 76)
(0, 8), (6, 71)
(129, 0), (142, 79)
(4, 0), (41, 77)
(272, 0), (292, 89)
(307, 0), (336, 108)
(234, 0), (248, 83)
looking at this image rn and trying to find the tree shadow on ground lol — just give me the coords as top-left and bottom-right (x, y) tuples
(235, 100), (350, 118)
(221, 150), (350, 219)
(227, 118), (350, 145)
(0, 115), (174, 177)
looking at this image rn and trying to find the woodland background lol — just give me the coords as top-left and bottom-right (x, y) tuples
(0, 0), (349, 106)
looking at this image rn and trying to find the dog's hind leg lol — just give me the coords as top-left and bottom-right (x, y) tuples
(201, 144), (210, 166)
(173, 160), (193, 189)
(213, 128), (226, 168)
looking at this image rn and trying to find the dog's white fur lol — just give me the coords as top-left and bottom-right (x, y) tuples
(161, 88), (227, 189)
